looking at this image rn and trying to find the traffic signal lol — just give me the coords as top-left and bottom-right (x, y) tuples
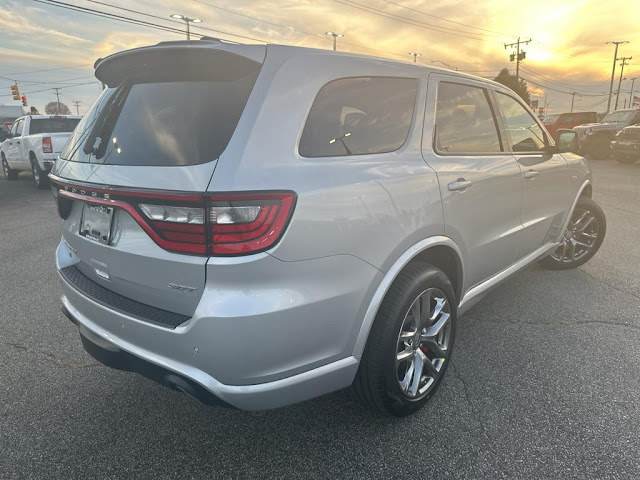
(10, 84), (20, 100)
(21, 95), (27, 106)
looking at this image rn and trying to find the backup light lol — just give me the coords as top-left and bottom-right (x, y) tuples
(139, 204), (204, 224)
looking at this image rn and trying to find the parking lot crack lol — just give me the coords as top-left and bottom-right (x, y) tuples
(450, 361), (492, 440)
(481, 318), (640, 332)
(5, 342), (98, 368)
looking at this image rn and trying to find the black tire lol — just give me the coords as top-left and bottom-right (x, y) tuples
(353, 262), (456, 416)
(30, 156), (49, 189)
(539, 196), (606, 270)
(2, 154), (18, 180)
(588, 139), (612, 160)
(614, 153), (638, 165)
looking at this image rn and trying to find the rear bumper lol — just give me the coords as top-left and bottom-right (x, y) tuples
(57, 239), (379, 410)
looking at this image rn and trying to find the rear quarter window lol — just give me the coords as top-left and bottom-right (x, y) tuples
(299, 77), (418, 157)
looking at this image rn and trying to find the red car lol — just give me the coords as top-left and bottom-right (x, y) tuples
(543, 111), (597, 140)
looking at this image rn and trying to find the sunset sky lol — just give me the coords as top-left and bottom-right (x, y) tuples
(1, 0), (639, 115)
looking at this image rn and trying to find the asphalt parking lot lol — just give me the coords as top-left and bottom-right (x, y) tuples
(1, 161), (639, 479)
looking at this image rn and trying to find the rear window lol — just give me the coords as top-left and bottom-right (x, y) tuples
(30, 118), (80, 135)
(60, 49), (261, 166)
(299, 77), (418, 157)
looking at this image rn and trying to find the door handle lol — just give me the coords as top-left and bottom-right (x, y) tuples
(15, 140), (20, 144)
(448, 178), (472, 191)
(524, 169), (539, 179)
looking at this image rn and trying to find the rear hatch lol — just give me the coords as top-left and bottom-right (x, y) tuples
(51, 42), (265, 318)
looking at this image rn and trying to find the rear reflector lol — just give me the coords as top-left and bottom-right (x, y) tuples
(42, 137), (53, 154)
(50, 178), (296, 257)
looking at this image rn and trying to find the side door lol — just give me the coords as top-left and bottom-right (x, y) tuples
(423, 75), (527, 291)
(493, 91), (570, 254)
(14, 118), (26, 168)
(17, 116), (29, 169)
(5, 120), (21, 167)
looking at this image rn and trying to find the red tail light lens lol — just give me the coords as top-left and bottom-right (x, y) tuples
(50, 178), (296, 257)
(209, 193), (296, 255)
(42, 136), (53, 154)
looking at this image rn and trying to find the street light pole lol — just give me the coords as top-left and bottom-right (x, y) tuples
(629, 78), (637, 107)
(170, 14), (203, 40)
(605, 41), (628, 113)
(409, 52), (422, 63)
(325, 32), (343, 51)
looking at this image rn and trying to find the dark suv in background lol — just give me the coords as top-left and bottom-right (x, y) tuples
(610, 124), (640, 164)
(573, 109), (640, 159)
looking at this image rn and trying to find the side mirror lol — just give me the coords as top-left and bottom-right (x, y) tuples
(556, 129), (578, 153)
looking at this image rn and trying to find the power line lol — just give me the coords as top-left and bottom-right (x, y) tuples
(33, 0), (267, 43)
(331, 0), (493, 41)
(377, 0), (513, 37)
(0, 81), (98, 98)
(520, 66), (610, 89)
(0, 63), (92, 77)
(519, 76), (608, 97)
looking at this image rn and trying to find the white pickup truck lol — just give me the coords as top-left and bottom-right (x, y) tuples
(1, 114), (81, 188)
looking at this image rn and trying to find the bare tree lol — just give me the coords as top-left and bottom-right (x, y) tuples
(44, 102), (71, 115)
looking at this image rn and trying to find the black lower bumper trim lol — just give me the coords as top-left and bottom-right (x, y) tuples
(60, 265), (190, 329)
(66, 308), (234, 408)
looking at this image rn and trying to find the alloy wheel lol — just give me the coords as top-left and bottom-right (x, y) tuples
(2, 158), (8, 177)
(395, 288), (452, 400)
(32, 163), (40, 185)
(551, 208), (600, 263)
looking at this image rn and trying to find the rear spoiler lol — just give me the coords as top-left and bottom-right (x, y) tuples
(94, 40), (266, 86)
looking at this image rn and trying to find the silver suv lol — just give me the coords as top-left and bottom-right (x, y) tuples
(52, 39), (605, 416)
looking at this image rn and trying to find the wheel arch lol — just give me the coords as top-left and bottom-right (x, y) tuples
(352, 236), (464, 357)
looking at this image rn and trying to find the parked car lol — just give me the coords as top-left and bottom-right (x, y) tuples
(543, 111), (597, 140)
(610, 124), (640, 164)
(1, 114), (81, 188)
(51, 40), (605, 416)
(573, 108), (640, 159)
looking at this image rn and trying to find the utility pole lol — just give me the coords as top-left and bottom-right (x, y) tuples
(504, 37), (532, 83)
(570, 92), (577, 112)
(53, 87), (61, 112)
(409, 52), (421, 63)
(605, 41), (629, 113)
(629, 77), (637, 107)
(72, 100), (81, 115)
(615, 56), (632, 110)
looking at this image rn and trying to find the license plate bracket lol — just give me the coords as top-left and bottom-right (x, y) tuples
(80, 203), (114, 245)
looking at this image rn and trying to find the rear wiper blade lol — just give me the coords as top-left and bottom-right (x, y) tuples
(83, 81), (131, 157)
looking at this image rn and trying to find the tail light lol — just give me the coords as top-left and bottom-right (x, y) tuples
(51, 178), (296, 257)
(209, 193), (296, 255)
(42, 137), (53, 154)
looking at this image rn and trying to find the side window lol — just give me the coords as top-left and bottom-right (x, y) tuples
(10, 121), (18, 136)
(434, 82), (502, 153)
(576, 112), (592, 124)
(299, 77), (418, 157)
(495, 92), (546, 153)
(15, 119), (24, 136)
(557, 113), (573, 124)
